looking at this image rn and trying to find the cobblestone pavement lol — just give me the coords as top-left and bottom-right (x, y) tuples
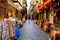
(17, 20), (50, 40)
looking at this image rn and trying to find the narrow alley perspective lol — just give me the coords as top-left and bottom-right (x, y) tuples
(17, 20), (49, 40)
(0, 0), (60, 40)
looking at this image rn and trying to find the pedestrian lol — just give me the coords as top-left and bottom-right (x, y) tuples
(15, 22), (21, 38)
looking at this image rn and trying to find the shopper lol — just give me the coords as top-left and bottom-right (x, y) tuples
(15, 22), (21, 38)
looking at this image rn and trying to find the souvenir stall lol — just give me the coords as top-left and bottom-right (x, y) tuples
(0, 18), (16, 40)
(0, 11), (21, 40)
(1, 17), (21, 40)
(0, 1), (23, 40)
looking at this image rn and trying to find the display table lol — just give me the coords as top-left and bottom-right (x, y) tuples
(50, 30), (60, 40)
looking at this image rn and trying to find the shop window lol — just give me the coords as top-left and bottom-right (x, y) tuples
(53, 0), (56, 1)
(56, 10), (60, 21)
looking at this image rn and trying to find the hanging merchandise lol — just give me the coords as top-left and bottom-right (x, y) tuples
(12, 20), (16, 37)
(7, 20), (14, 38)
(10, 21), (14, 37)
(1, 18), (20, 40)
(5, 20), (9, 40)
(10, 18), (16, 37)
(15, 22), (21, 38)
(2, 21), (8, 40)
(0, 22), (2, 40)
(6, 19), (16, 40)
(12, 22), (16, 37)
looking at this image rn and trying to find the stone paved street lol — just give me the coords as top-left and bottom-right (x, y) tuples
(17, 20), (50, 40)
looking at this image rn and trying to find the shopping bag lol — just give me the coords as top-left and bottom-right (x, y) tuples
(15, 23), (21, 38)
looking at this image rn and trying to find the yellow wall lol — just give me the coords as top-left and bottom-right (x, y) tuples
(49, 7), (54, 24)
(44, 11), (46, 19)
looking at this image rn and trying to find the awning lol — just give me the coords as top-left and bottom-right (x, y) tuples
(38, 0), (51, 12)
(7, 0), (21, 11)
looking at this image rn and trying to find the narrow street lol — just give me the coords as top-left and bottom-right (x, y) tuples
(18, 20), (50, 40)
(0, 0), (60, 40)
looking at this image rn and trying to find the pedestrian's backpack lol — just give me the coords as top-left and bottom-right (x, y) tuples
(15, 23), (21, 38)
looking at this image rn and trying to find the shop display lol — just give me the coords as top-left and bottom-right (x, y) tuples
(2, 21), (8, 40)
(0, 22), (2, 40)
(0, 18), (20, 40)
(12, 21), (16, 37)
(7, 19), (16, 40)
